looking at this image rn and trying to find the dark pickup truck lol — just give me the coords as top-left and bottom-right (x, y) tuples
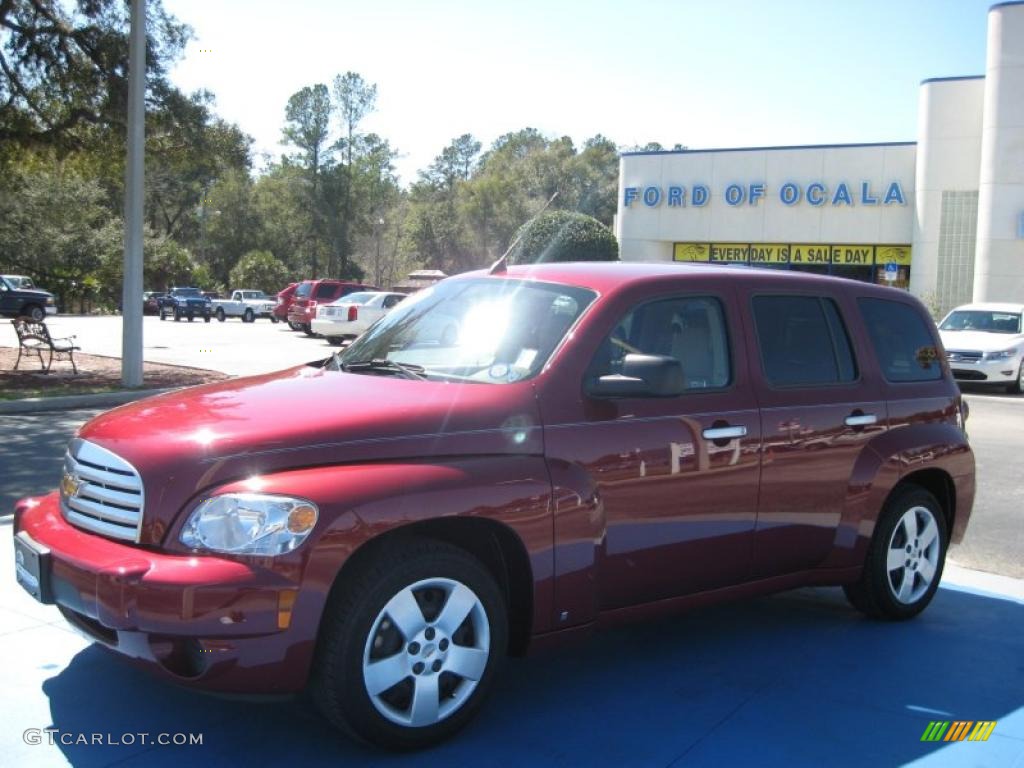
(158, 287), (212, 322)
(0, 276), (57, 321)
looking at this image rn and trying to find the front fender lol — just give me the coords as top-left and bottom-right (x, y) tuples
(824, 422), (974, 569)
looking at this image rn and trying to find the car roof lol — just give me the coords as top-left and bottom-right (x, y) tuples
(945, 302), (1024, 314)
(458, 260), (906, 298)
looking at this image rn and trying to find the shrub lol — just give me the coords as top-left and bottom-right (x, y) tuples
(508, 211), (618, 265)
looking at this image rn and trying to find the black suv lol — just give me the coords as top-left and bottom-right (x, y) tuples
(158, 287), (212, 322)
(0, 276), (57, 321)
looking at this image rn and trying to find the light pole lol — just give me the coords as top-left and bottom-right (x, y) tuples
(120, 0), (145, 387)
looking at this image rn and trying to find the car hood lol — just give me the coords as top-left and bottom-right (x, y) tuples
(75, 364), (543, 545)
(939, 330), (1024, 353)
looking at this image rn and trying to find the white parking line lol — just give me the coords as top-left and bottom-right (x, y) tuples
(962, 393), (1024, 404)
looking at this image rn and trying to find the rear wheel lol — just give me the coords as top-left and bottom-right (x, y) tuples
(312, 539), (506, 750)
(302, 323), (314, 336)
(270, 316), (279, 324)
(216, 308), (226, 322)
(287, 321), (301, 331)
(844, 485), (947, 620)
(173, 308), (182, 322)
(243, 308), (255, 323)
(327, 337), (344, 346)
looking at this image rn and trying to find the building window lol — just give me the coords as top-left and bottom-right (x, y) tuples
(935, 191), (979, 317)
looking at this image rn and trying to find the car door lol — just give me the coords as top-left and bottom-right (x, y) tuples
(543, 283), (762, 620)
(738, 285), (886, 577)
(0, 279), (15, 315)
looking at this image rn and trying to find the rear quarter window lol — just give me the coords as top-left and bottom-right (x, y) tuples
(858, 298), (943, 382)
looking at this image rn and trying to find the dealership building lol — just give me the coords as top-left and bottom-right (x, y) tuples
(616, 1), (1024, 315)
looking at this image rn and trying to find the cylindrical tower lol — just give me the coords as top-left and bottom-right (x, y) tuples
(973, 1), (1024, 303)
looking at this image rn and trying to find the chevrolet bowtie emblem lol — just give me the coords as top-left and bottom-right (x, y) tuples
(61, 472), (82, 499)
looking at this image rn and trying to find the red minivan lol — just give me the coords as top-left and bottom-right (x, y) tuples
(272, 282), (298, 323)
(13, 263), (974, 749)
(287, 279), (376, 335)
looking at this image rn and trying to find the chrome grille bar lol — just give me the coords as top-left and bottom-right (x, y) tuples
(60, 438), (144, 542)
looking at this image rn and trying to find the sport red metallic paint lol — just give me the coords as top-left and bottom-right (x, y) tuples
(13, 263), (974, 748)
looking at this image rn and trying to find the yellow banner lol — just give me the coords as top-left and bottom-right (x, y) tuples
(710, 243), (751, 263)
(674, 243), (710, 262)
(876, 245), (913, 266)
(788, 244), (832, 265)
(748, 243), (790, 264)
(831, 244), (874, 266)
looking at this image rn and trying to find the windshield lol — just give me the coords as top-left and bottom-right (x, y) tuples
(940, 310), (1021, 334)
(175, 288), (202, 298)
(339, 278), (596, 383)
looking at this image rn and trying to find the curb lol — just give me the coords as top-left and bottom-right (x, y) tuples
(0, 387), (175, 414)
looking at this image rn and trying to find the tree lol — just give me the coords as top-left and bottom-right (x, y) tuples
(332, 71), (377, 277)
(229, 250), (290, 293)
(508, 211), (618, 265)
(282, 83), (331, 275)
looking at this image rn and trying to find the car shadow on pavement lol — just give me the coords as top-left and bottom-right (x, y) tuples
(42, 585), (1023, 767)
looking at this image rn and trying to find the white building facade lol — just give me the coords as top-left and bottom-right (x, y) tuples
(616, 1), (1024, 316)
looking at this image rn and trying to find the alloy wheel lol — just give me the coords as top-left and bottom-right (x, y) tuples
(886, 505), (941, 604)
(362, 577), (490, 728)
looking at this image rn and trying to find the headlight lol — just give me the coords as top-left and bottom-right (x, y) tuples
(180, 493), (318, 555)
(985, 348), (1019, 361)
(45, 297), (55, 305)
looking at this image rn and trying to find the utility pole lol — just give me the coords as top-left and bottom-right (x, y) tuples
(121, 0), (145, 387)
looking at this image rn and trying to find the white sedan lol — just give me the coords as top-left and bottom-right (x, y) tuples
(311, 291), (406, 345)
(938, 302), (1024, 394)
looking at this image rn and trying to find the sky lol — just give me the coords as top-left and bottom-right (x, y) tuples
(164, 0), (995, 186)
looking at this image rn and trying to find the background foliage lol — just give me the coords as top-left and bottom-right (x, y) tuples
(0, 0), (676, 311)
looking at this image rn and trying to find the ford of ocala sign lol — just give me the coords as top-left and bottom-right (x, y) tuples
(623, 181), (907, 208)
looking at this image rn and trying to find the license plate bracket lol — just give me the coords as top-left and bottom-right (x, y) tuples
(14, 531), (54, 604)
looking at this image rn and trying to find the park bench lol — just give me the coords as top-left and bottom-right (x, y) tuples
(11, 317), (80, 374)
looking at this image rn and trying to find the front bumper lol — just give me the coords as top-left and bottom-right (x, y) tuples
(45, 305), (57, 315)
(12, 493), (314, 693)
(950, 356), (1021, 383)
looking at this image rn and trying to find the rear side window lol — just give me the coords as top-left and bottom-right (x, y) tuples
(858, 298), (942, 382)
(752, 296), (858, 387)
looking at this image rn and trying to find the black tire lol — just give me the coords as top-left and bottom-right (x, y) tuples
(302, 323), (314, 336)
(203, 313), (211, 323)
(288, 321), (301, 331)
(311, 538), (507, 750)
(187, 313), (194, 322)
(1007, 361), (1023, 394)
(25, 305), (45, 322)
(243, 308), (255, 323)
(844, 485), (948, 620)
(270, 316), (279, 324)
(216, 308), (226, 322)
(173, 308), (181, 322)
(159, 310), (166, 321)
(327, 337), (344, 346)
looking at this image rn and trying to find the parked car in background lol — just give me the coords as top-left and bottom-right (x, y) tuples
(0, 276), (57, 321)
(311, 291), (405, 345)
(210, 290), (277, 323)
(938, 302), (1024, 393)
(287, 279), (376, 335)
(1, 274), (40, 291)
(143, 292), (164, 315)
(273, 283), (298, 324)
(11, 263), (975, 749)
(158, 287), (212, 322)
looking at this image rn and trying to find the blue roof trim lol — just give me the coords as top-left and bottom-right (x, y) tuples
(920, 75), (985, 85)
(620, 141), (916, 158)
(990, 1), (1024, 10)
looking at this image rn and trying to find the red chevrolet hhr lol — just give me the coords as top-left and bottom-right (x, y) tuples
(13, 262), (974, 749)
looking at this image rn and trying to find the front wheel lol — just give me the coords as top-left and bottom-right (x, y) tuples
(844, 485), (947, 620)
(216, 308), (226, 322)
(312, 539), (507, 750)
(243, 308), (255, 323)
(1007, 361), (1023, 394)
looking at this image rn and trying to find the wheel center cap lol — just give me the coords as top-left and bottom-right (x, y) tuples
(423, 644), (436, 658)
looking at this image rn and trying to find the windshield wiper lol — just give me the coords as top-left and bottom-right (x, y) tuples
(340, 358), (427, 380)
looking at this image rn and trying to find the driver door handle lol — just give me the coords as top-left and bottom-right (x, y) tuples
(702, 425), (748, 441)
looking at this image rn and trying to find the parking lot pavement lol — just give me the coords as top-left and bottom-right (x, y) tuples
(0, 315), (335, 377)
(1, 520), (1021, 768)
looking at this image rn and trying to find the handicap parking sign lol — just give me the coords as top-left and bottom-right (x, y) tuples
(883, 262), (898, 281)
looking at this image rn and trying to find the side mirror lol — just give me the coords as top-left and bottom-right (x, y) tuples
(588, 353), (684, 398)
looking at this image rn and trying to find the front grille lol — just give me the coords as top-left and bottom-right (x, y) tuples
(60, 438), (144, 542)
(952, 370), (988, 381)
(946, 349), (983, 364)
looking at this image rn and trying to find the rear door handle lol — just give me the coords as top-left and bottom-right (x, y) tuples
(702, 425), (748, 441)
(845, 413), (878, 427)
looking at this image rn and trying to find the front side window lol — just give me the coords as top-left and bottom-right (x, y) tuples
(295, 282), (313, 298)
(340, 278), (596, 384)
(859, 298), (942, 382)
(315, 283), (338, 299)
(587, 296), (732, 391)
(752, 295), (858, 387)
